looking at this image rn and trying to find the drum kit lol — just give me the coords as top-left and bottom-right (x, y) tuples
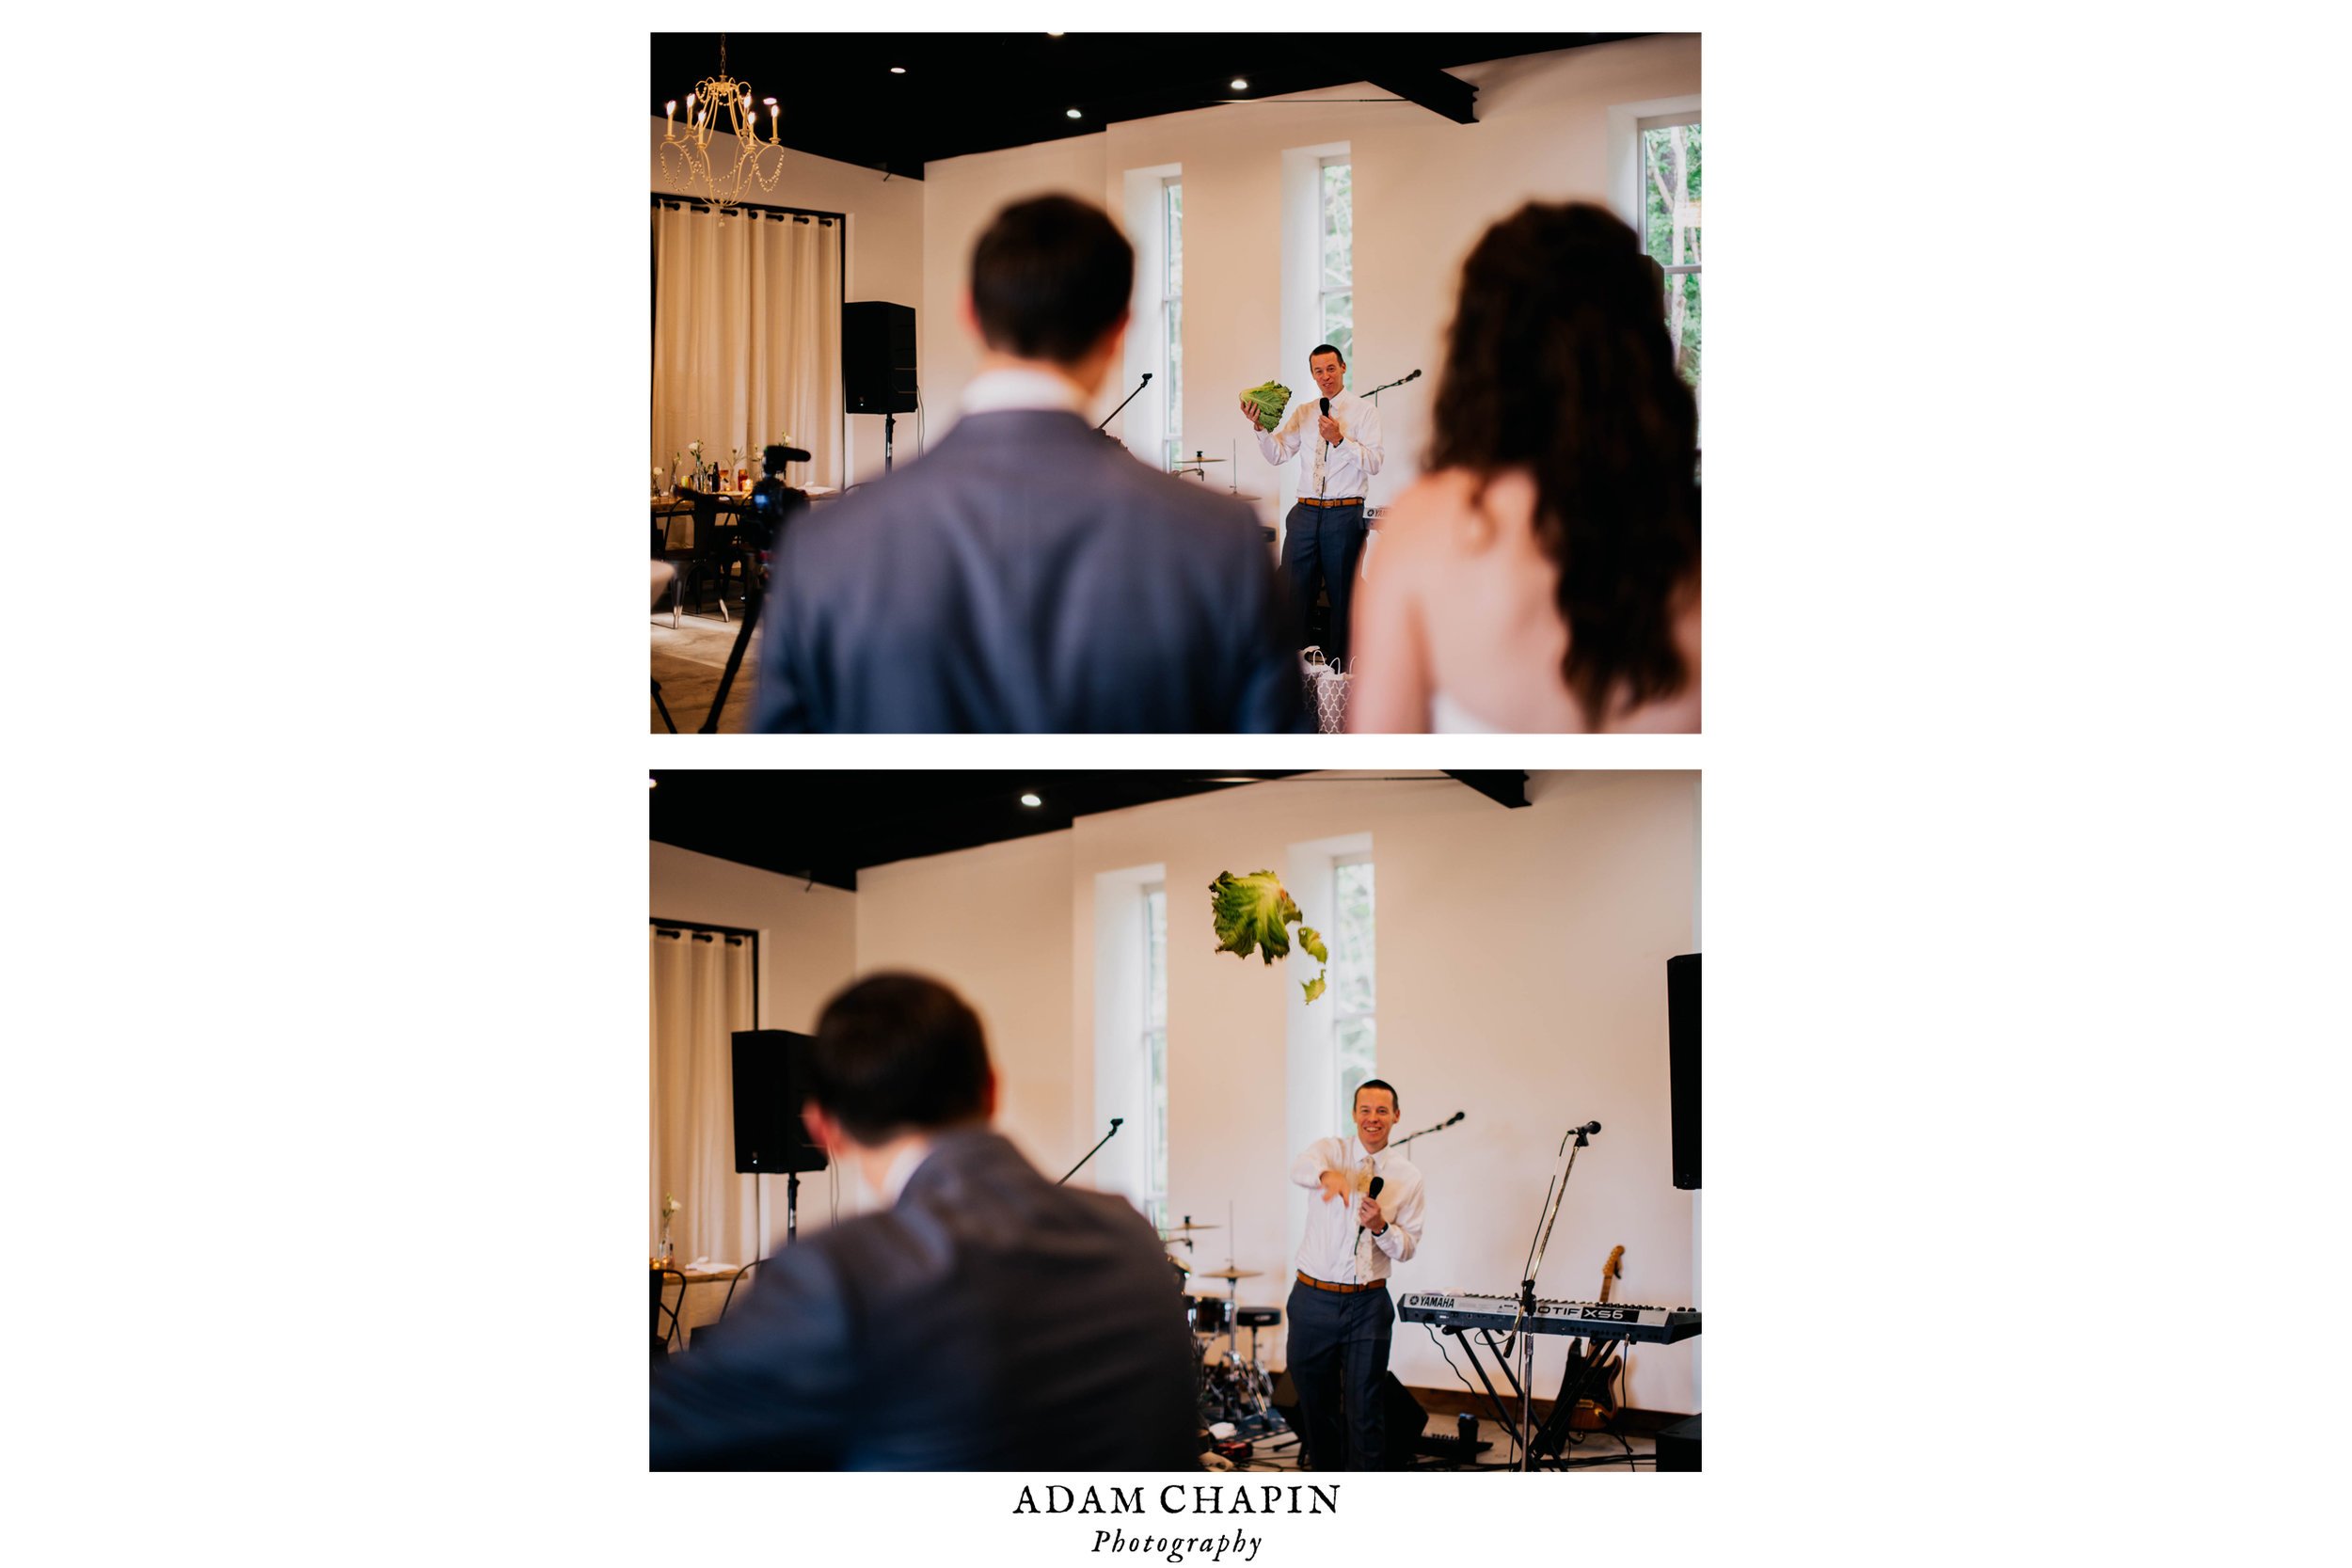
(1162, 1216), (1287, 1441)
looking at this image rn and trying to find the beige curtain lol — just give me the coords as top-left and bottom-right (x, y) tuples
(649, 924), (757, 1265)
(652, 202), (843, 490)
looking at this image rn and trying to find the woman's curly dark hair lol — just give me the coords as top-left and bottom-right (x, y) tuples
(1426, 201), (1699, 722)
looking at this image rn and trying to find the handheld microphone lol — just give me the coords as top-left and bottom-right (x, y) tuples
(1111, 1117), (1124, 1128)
(1573, 1120), (1600, 1136)
(1447, 1111), (1465, 1126)
(1355, 1173), (1386, 1247)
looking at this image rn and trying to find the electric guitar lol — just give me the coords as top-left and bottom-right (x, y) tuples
(1564, 1244), (1627, 1432)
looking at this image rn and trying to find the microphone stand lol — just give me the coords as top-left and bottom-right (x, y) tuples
(1359, 368), (1422, 405)
(1512, 1118), (1600, 1471)
(1389, 1110), (1465, 1149)
(1058, 1117), (1124, 1184)
(1097, 373), (1152, 434)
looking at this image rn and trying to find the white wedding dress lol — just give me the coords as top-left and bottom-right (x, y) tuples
(1427, 691), (1509, 734)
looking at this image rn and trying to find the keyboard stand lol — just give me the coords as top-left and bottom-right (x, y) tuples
(1441, 1324), (1638, 1469)
(1441, 1327), (1526, 1453)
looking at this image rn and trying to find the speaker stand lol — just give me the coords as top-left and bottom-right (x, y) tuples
(787, 1168), (803, 1243)
(883, 411), (896, 474)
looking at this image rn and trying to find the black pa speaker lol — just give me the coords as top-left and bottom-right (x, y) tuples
(729, 1029), (831, 1175)
(842, 301), (918, 414)
(1657, 1412), (1702, 1471)
(1668, 953), (1700, 1190)
(1379, 1373), (1430, 1469)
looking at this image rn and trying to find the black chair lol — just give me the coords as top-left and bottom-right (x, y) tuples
(662, 488), (745, 626)
(686, 1259), (765, 1352)
(651, 1267), (688, 1357)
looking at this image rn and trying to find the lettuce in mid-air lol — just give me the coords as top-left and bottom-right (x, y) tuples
(1242, 380), (1293, 431)
(1210, 870), (1329, 1002)
(1210, 869), (1300, 962)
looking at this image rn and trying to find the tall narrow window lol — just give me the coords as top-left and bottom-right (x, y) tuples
(1162, 178), (1184, 471)
(1319, 159), (1353, 365)
(1142, 883), (1168, 1227)
(1640, 116), (1701, 388)
(1329, 857), (1375, 1110)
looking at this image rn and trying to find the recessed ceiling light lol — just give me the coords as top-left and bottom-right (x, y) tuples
(1020, 792), (1043, 807)
(889, 67), (905, 74)
(1065, 107), (1081, 119)
(1231, 78), (1248, 91)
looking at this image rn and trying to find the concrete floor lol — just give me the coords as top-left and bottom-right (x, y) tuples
(650, 605), (758, 734)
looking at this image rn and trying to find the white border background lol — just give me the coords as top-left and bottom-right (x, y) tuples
(9, 0), (2342, 1559)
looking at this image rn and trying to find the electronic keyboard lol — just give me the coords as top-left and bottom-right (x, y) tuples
(1397, 1291), (1701, 1343)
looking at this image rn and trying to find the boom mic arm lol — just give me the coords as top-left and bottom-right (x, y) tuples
(1391, 1110), (1467, 1147)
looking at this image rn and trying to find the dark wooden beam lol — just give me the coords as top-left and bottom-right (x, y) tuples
(1366, 65), (1477, 124)
(1444, 771), (1530, 808)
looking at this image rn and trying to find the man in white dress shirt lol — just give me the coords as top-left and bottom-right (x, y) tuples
(1240, 344), (1385, 666)
(1283, 1077), (1424, 1469)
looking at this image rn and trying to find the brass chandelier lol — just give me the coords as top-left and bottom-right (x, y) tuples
(659, 35), (787, 215)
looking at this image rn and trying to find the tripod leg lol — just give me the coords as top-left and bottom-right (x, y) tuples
(651, 680), (677, 734)
(700, 573), (762, 734)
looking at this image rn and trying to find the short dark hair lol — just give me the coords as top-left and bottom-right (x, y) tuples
(805, 974), (993, 1144)
(970, 195), (1134, 364)
(1310, 343), (1345, 366)
(1354, 1078), (1399, 1114)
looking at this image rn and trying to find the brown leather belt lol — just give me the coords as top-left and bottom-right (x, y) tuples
(1295, 1270), (1386, 1294)
(1296, 497), (1365, 509)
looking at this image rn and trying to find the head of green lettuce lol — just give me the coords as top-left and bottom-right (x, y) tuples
(1242, 381), (1293, 432)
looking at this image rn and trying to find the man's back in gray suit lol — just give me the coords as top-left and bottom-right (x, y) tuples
(754, 409), (1307, 732)
(648, 1128), (1201, 1470)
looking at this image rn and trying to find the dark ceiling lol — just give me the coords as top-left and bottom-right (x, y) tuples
(648, 770), (1527, 890)
(650, 33), (1653, 181)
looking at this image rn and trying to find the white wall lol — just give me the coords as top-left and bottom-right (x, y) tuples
(917, 36), (1701, 539)
(650, 119), (925, 486)
(649, 841), (859, 1250)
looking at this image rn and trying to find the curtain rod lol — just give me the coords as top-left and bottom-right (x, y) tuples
(651, 194), (842, 223)
(649, 915), (762, 939)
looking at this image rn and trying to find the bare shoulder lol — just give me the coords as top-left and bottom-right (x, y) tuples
(1373, 471), (1468, 563)
(1378, 467), (1530, 554)
(1381, 468), (1482, 530)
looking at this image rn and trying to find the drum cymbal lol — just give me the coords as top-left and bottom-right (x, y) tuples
(1160, 1221), (1222, 1233)
(1168, 1254), (1193, 1272)
(1196, 1267), (1263, 1280)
